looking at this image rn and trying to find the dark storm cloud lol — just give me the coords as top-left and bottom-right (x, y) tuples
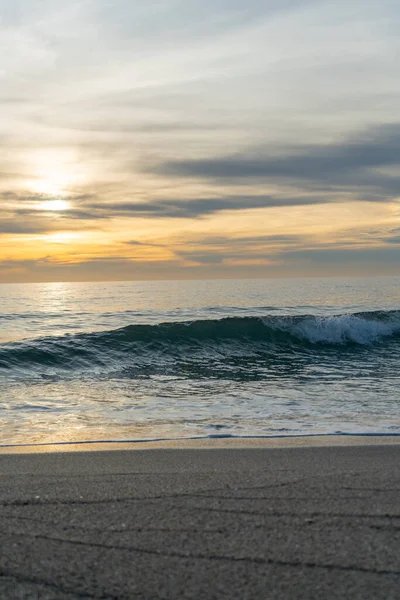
(153, 123), (400, 198)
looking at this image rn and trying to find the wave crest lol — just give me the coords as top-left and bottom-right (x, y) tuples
(91, 310), (400, 345)
(275, 311), (400, 344)
(1, 310), (399, 374)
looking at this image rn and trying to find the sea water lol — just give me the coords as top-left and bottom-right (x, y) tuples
(0, 276), (399, 446)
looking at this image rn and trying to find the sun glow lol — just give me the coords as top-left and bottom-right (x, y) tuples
(37, 199), (71, 211)
(44, 232), (81, 244)
(30, 169), (77, 198)
(28, 149), (88, 200)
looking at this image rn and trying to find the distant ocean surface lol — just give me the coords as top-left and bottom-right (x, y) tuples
(1, 276), (399, 446)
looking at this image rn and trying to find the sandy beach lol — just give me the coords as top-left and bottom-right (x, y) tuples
(0, 439), (399, 599)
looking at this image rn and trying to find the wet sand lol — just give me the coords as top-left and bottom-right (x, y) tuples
(0, 439), (399, 599)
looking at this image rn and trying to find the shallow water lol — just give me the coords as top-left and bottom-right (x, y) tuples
(1, 276), (399, 445)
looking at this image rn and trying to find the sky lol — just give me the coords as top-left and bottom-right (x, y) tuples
(1, 0), (400, 282)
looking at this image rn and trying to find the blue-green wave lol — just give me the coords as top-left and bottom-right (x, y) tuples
(1, 311), (399, 376)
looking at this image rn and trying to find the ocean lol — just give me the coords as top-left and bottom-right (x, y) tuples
(0, 276), (399, 446)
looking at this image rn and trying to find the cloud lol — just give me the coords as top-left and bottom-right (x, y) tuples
(185, 233), (305, 246)
(84, 194), (330, 220)
(177, 249), (281, 265)
(0, 220), (50, 234)
(1, 1), (400, 281)
(173, 232), (308, 265)
(153, 123), (400, 198)
(377, 227), (400, 244)
(0, 192), (107, 233)
(124, 240), (164, 247)
(176, 251), (226, 265)
(2, 191), (94, 206)
(2, 242), (399, 283)
(281, 246), (400, 266)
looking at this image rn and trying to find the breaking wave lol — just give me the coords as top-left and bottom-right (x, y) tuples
(1, 311), (399, 376)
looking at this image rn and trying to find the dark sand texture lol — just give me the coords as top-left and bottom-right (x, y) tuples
(0, 444), (399, 599)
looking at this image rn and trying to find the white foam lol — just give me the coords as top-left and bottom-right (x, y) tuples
(288, 314), (400, 344)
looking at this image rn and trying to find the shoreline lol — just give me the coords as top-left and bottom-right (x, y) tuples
(1, 433), (399, 454)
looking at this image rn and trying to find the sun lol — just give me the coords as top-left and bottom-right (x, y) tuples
(37, 199), (71, 211)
